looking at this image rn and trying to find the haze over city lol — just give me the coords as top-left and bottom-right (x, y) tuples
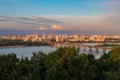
(0, 0), (120, 35)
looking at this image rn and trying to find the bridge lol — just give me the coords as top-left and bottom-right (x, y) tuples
(49, 42), (113, 54)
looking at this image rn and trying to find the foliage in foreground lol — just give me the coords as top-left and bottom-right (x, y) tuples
(0, 47), (120, 80)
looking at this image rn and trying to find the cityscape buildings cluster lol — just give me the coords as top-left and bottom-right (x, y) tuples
(0, 33), (120, 42)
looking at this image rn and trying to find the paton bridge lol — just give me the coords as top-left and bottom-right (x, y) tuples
(49, 42), (113, 54)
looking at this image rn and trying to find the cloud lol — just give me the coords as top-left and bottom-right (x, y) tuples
(51, 24), (63, 30)
(0, 16), (62, 25)
(0, 14), (120, 32)
(37, 27), (46, 30)
(0, 16), (63, 30)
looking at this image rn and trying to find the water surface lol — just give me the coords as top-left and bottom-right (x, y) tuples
(0, 46), (56, 58)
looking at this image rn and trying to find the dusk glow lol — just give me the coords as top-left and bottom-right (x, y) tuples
(0, 1), (120, 79)
(0, 0), (120, 34)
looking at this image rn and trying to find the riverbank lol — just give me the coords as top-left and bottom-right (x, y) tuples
(95, 43), (120, 47)
(0, 46), (24, 49)
(0, 39), (51, 47)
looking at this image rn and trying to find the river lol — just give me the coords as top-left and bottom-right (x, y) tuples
(0, 44), (113, 59)
(0, 46), (56, 58)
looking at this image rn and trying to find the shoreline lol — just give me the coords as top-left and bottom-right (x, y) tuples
(0, 46), (24, 49)
(0, 45), (53, 49)
(0, 42), (120, 49)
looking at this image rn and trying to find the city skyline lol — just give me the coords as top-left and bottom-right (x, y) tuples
(0, 0), (120, 33)
(1, 32), (120, 43)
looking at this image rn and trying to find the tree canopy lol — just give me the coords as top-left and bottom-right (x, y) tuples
(0, 47), (120, 80)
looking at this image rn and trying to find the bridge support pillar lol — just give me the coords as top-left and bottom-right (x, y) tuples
(65, 42), (69, 47)
(77, 44), (81, 52)
(89, 46), (92, 53)
(55, 42), (58, 48)
(95, 47), (99, 53)
(103, 48), (106, 54)
(83, 46), (86, 52)
(60, 42), (63, 47)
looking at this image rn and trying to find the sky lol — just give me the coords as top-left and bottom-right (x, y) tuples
(0, 0), (120, 34)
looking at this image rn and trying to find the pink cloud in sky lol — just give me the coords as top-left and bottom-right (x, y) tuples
(37, 27), (46, 30)
(51, 24), (63, 30)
